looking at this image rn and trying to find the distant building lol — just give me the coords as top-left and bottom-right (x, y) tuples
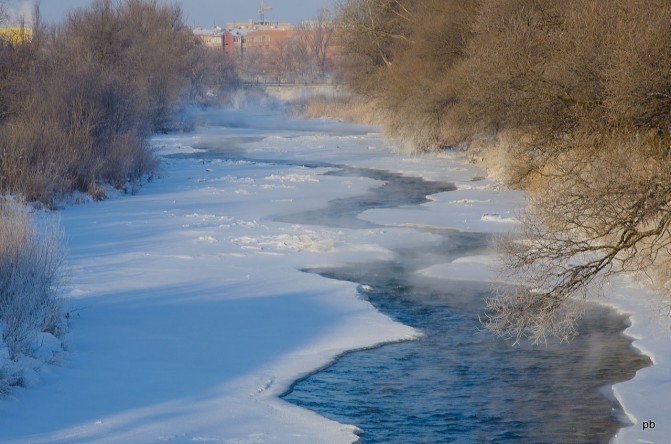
(225, 19), (294, 32)
(0, 26), (31, 45)
(224, 18), (296, 57)
(193, 26), (227, 50)
(223, 32), (235, 55)
(244, 29), (294, 51)
(193, 19), (297, 59)
(228, 29), (248, 57)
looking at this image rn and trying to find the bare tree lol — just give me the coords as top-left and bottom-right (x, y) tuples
(473, 0), (671, 342)
(336, 0), (415, 94)
(487, 133), (671, 343)
(335, 0), (671, 341)
(0, 0), (236, 204)
(296, 8), (335, 79)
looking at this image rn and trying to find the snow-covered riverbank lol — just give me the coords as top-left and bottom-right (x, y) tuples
(355, 150), (668, 443)
(0, 107), (416, 442)
(606, 282), (671, 442)
(0, 103), (664, 442)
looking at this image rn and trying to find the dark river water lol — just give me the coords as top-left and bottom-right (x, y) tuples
(179, 110), (651, 443)
(274, 162), (650, 443)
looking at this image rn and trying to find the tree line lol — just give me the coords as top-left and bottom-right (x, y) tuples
(0, 0), (236, 206)
(337, 0), (671, 342)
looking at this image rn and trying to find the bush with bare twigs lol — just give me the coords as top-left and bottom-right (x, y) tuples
(292, 91), (378, 124)
(0, 0), (236, 206)
(0, 202), (64, 394)
(0, 0), (236, 393)
(337, 0), (671, 341)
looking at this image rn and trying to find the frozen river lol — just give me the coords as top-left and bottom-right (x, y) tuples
(0, 98), (654, 442)
(179, 104), (650, 442)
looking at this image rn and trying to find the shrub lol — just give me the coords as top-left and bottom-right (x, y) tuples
(292, 92), (378, 124)
(0, 0), (236, 206)
(0, 201), (64, 393)
(0, 0), (237, 393)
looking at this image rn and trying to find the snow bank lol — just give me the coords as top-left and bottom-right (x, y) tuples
(0, 108), (421, 443)
(606, 279), (671, 443)
(418, 254), (501, 283)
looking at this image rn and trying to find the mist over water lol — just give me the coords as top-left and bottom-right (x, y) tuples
(274, 167), (650, 443)
(285, 250), (649, 442)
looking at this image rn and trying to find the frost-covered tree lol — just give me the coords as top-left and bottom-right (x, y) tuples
(336, 0), (671, 341)
(0, 202), (64, 394)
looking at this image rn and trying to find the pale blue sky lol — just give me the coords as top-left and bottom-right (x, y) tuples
(7, 1), (332, 26)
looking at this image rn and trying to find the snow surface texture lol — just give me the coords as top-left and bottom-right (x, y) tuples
(0, 102), (665, 443)
(417, 255), (502, 283)
(0, 330), (62, 394)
